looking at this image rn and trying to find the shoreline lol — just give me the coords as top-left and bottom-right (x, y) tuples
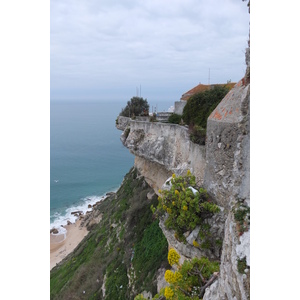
(50, 218), (88, 270)
(50, 193), (110, 270)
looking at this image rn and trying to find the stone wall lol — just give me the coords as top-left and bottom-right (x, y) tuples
(174, 100), (187, 115)
(203, 80), (250, 300)
(119, 120), (206, 185)
(116, 79), (250, 299)
(204, 80), (250, 209)
(156, 112), (173, 122)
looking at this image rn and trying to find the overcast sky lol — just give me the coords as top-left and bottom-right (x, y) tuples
(50, 0), (249, 103)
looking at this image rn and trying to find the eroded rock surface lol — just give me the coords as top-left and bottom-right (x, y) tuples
(118, 120), (206, 186)
(116, 79), (250, 300)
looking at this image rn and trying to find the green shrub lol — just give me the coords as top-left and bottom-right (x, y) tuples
(150, 113), (157, 122)
(168, 113), (182, 124)
(189, 124), (206, 145)
(182, 85), (229, 129)
(237, 257), (247, 274)
(148, 249), (219, 299)
(234, 204), (250, 236)
(154, 171), (220, 245)
(119, 97), (149, 117)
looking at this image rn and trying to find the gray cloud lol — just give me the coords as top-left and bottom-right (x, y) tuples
(51, 0), (249, 102)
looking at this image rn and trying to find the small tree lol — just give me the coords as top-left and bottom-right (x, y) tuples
(119, 97), (149, 117)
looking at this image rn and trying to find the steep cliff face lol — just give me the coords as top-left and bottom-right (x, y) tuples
(119, 120), (206, 191)
(203, 80), (250, 300)
(50, 168), (169, 299)
(204, 80), (250, 210)
(116, 80), (250, 299)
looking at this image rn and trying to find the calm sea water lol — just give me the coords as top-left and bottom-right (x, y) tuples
(50, 101), (134, 230)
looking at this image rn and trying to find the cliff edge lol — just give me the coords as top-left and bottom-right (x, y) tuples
(116, 77), (250, 299)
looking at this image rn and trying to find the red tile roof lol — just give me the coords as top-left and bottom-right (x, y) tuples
(180, 82), (236, 101)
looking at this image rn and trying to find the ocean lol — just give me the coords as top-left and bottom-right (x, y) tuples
(50, 101), (135, 231)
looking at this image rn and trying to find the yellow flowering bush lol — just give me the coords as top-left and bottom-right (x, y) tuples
(164, 270), (175, 283)
(164, 286), (174, 299)
(174, 271), (182, 282)
(154, 170), (220, 244)
(168, 249), (180, 266)
(153, 251), (220, 300)
(193, 240), (200, 248)
(164, 269), (183, 284)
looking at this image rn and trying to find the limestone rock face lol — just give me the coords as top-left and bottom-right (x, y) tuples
(156, 267), (168, 296)
(116, 79), (250, 300)
(134, 156), (172, 195)
(203, 81), (250, 300)
(159, 216), (204, 264)
(119, 120), (206, 185)
(116, 116), (130, 131)
(159, 207), (226, 263)
(203, 213), (250, 300)
(204, 81), (250, 210)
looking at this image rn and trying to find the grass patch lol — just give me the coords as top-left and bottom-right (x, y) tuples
(50, 167), (168, 300)
(234, 204), (250, 236)
(133, 220), (168, 295)
(237, 257), (247, 274)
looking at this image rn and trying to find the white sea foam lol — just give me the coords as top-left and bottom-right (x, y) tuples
(50, 190), (117, 231)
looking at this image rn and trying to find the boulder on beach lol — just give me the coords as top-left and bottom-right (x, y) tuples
(88, 204), (92, 208)
(106, 192), (115, 196)
(50, 228), (59, 234)
(71, 210), (83, 215)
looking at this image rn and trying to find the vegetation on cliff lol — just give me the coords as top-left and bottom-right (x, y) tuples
(182, 85), (230, 129)
(184, 85), (229, 145)
(50, 167), (168, 299)
(119, 97), (149, 118)
(135, 248), (220, 300)
(152, 171), (220, 248)
(167, 113), (182, 125)
(166, 85), (230, 145)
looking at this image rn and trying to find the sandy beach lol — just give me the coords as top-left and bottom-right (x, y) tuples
(50, 219), (88, 270)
